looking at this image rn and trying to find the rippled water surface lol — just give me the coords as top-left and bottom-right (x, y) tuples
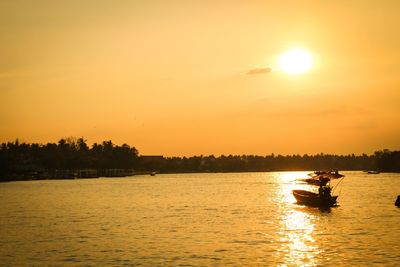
(1, 172), (400, 266)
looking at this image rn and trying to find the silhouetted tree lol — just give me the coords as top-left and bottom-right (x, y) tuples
(0, 137), (139, 181)
(375, 150), (400, 172)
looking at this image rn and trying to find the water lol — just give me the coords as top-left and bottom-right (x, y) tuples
(1, 172), (399, 266)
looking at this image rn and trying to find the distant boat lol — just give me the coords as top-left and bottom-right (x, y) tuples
(298, 176), (331, 186)
(300, 170), (344, 185)
(293, 190), (338, 207)
(297, 170), (343, 187)
(366, 170), (380, 174)
(150, 172), (156, 176)
(308, 170), (344, 179)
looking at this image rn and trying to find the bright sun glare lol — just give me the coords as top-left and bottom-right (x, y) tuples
(278, 48), (313, 75)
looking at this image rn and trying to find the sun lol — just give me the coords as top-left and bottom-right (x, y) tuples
(278, 48), (313, 75)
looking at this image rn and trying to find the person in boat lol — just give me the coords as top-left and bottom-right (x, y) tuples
(318, 181), (332, 199)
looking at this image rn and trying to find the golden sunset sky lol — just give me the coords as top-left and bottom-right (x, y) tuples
(1, 1), (399, 156)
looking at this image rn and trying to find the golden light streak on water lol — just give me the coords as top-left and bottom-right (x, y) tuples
(280, 209), (319, 266)
(273, 171), (320, 266)
(275, 171), (310, 204)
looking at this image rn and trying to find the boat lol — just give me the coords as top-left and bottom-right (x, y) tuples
(308, 170), (344, 179)
(292, 189), (338, 207)
(299, 170), (344, 186)
(367, 170), (380, 174)
(297, 175), (331, 186)
(298, 176), (330, 186)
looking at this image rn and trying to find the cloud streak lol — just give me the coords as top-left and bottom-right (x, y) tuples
(247, 67), (272, 75)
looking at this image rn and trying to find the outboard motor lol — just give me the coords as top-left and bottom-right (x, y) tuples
(395, 195), (400, 207)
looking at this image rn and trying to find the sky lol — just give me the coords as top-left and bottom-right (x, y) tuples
(1, 0), (399, 156)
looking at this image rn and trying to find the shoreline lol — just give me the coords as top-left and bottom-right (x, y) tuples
(2, 169), (395, 183)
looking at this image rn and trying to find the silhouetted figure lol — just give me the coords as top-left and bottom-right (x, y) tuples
(319, 183), (332, 199)
(395, 195), (400, 207)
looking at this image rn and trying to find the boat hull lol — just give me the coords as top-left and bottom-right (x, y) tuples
(292, 189), (338, 207)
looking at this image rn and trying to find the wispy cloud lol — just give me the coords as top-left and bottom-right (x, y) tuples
(247, 67), (272, 75)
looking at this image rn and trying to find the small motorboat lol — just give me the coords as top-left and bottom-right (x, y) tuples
(292, 189), (338, 207)
(297, 176), (330, 186)
(308, 170), (344, 179)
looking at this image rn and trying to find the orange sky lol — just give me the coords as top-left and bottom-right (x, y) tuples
(1, 1), (399, 156)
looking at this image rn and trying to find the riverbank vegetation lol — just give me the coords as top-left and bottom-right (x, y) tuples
(0, 138), (399, 181)
(0, 138), (138, 181)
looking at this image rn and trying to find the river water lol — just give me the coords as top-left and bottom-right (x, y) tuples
(1, 172), (399, 266)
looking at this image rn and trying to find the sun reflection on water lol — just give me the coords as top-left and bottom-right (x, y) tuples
(275, 172), (321, 266)
(278, 171), (309, 183)
(274, 171), (310, 204)
(280, 209), (319, 266)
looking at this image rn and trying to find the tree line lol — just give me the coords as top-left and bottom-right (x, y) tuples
(146, 154), (375, 173)
(0, 138), (399, 181)
(0, 137), (138, 180)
